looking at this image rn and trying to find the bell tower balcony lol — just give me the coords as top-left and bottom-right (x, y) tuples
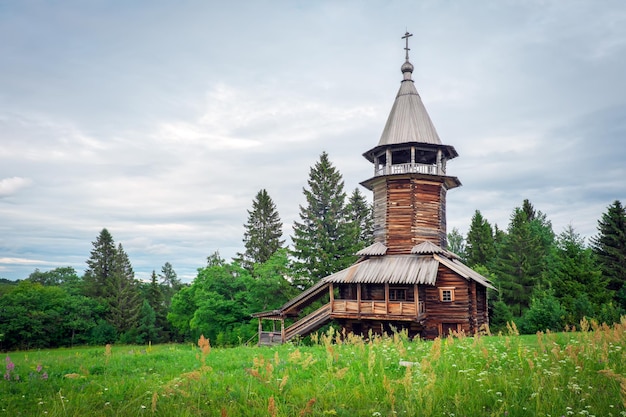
(371, 145), (447, 177)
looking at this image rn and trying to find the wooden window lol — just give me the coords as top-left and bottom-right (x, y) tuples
(389, 288), (406, 301)
(439, 287), (455, 302)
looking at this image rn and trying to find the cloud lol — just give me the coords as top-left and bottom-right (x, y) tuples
(0, 177), (32, 197)
(1, 0), (625, 282)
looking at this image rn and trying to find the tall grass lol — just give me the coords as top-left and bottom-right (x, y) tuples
(1, 318), (624, 416)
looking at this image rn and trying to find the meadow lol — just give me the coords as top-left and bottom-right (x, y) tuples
(1, 319), (625, 417)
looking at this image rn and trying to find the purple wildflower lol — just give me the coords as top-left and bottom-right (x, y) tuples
(3, 372), (9, 381)
(5, 357), (14, 372)
(36, 364), (42, 373)
(41, 372), (48, 380)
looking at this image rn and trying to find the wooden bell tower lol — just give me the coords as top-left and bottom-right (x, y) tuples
(361, 32), (461, 254)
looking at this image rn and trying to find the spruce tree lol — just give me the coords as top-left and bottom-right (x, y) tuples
(465, 210), (496, 268)
(106, 244), (141, 334)
(591, 200), (626, 307)
(493, 201), (554, 316)
(84, 231), (141, 336)
(291, 152), (354, 287)
(83, 228), (117, 298)
(345, 188), (374, 250)
(546, 225), (611, 323)
(236, 189), (284, 269)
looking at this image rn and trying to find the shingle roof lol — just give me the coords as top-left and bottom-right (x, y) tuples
(323, 255), (439, 285)
(356, 241), (388, 256)
(323, 241), (494, 290)
(377, 60), (442, 147)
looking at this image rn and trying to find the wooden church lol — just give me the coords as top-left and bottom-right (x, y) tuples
(253, 33), (494, 344)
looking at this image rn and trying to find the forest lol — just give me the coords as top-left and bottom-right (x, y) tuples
(1, 152), (625, 351)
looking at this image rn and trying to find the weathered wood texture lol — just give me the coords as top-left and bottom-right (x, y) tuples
(422, 265), (472, 338)
(371, 176), (448, 254)
(372, 179), (388, 244)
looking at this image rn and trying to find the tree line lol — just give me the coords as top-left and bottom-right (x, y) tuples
(448, 199), (626, 333)
(1, 152), (624, 349)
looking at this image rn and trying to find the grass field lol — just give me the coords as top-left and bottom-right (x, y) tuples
(1, 319), (625, 417)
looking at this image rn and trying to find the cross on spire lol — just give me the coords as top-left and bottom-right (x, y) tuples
(402, 31), (413, 61)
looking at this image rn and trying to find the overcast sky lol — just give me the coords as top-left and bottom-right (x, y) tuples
(1, 1), (625, 282)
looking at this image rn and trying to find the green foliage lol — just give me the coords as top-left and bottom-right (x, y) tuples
(83, 230), (142, 335)
(135, 300), (159, 344)
(545, 225), (611, 323)
(517, 291), (566, 334)
(87, 319), (117, 345)
(168, 261), (254, 345)
(591, 200), (626, 308)
(26, 266), (81, 290)
(159, 261), (182, 305)
(236, 189), (285, 270)
(291, 152), (356, 287)
(465, 210), (495, 268)
(83, 228), (117, 299)
(105, 244), (142, 334)
(489, 300), (513, 332)
(493, 200), (554, 316)
(345, 187), (374, 249)
(0, 281), (100, 350)
(447, 227), (466, 259)
(248, 248), (297, 313)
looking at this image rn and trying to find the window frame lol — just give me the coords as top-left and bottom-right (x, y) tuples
(439, 287), (456, 302)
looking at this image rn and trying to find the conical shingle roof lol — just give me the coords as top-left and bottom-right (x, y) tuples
(377, 63), (442, 147)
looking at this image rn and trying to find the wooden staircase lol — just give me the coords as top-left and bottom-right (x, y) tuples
(284, 303), (332, 341)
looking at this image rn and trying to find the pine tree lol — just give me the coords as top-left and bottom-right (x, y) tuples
(591, 200), (626, 308)
(465, 210), (495, 268)
(236, 189), (284, 269)
(291, 152), (354, 287)
(345, 188), (374, 250)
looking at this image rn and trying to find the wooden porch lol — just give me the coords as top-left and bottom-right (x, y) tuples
(256, 294), (426, 345)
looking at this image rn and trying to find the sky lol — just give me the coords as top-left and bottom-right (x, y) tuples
(1, 0), (625, 282)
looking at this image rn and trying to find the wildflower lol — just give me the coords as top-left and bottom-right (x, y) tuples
(36, 364), (42, 373)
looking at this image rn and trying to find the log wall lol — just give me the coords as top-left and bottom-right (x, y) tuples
(371, 176), (448, 254)
(422, 266), (471, 339)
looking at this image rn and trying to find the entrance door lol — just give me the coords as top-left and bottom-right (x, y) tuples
(441, 323), (459, 336)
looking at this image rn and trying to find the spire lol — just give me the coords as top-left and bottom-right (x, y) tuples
(375, 31), (440, 147)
